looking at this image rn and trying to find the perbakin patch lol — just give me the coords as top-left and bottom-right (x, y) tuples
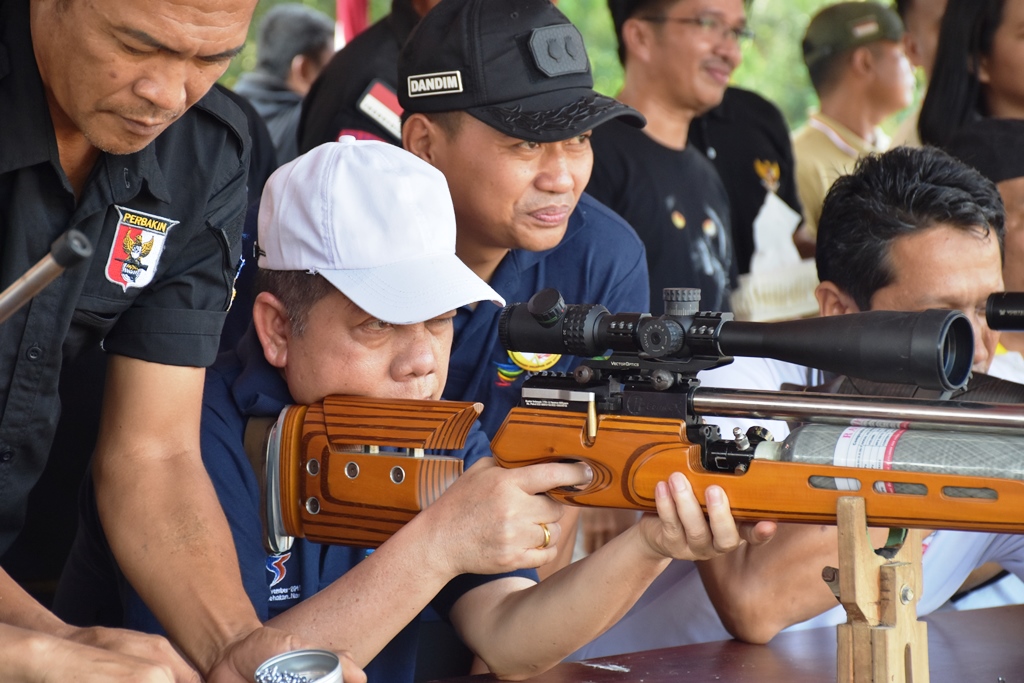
(407, 70), (463, 98)
(105, 206), (178, 291)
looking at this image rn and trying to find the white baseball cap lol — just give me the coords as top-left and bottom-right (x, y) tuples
(257, 138), (504, 324)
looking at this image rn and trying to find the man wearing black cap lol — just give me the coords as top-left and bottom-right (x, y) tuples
(397, 0), (652, 449)
(793, 1), (915, 237)
(585, 0), (748, 315)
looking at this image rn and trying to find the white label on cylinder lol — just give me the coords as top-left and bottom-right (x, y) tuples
(832, 427), (905, 492)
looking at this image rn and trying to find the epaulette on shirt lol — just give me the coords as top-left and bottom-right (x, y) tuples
(192, 85), (252, 161)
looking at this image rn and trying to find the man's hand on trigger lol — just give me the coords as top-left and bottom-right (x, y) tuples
(638, 473), (776, 562)
(422, 457), (593, 577)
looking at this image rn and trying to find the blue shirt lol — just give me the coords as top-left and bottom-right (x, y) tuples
(444, 193), (650, 437)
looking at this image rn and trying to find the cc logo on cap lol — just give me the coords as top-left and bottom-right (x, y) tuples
(529, 25), (589, 77)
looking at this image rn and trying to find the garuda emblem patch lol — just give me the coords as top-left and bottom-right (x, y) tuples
(105, 206), (178, 291)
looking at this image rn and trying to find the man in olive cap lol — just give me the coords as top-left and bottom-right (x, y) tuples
(793, 1), (915, 236)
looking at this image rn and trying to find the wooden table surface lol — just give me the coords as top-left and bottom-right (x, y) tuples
(430, 604), (1024, 682)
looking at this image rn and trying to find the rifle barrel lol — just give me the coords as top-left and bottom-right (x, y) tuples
(692, 387), (1024, 435)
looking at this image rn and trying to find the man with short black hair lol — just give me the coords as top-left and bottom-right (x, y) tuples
(235, 3), (335, 164)
(793, 1), (915, 236)
(569, 146), (1024, 658)
(701, 146), (1024, 642)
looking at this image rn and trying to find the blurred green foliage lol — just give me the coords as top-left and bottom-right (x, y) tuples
(223, 0), (922, 133)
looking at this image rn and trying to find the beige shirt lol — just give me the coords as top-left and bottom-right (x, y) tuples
(792, 112), (890, 236)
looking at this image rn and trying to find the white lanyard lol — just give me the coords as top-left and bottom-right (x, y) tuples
(807, 116), (861, 158)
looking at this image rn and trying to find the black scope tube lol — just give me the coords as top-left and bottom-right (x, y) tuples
(716, 310), (973, 393)
(499, 293), (974, 392)
(986, 292), (1024, 331)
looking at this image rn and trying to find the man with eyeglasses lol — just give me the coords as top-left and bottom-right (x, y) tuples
(792, 1), (915, 238)
(587, 0), (750, 316)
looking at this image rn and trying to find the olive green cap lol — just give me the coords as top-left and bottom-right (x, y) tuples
(802, 2), (904, 70)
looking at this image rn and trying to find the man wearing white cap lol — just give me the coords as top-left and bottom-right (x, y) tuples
(60, 138), (773, 682)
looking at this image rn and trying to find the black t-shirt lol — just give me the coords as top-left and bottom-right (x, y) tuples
(0, 0), (249, 552)
(689, 87), (803, 275)
(588, 119), (736, 314)
(298, 0), (419, 151)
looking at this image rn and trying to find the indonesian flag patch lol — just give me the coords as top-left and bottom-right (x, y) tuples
(105, 206), (178, 291)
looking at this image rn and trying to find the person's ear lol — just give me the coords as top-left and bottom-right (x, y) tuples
(622, 17), (656, 65)
(402, 113), (440, 162)
(977, 53), (991, 84)
(288, 54), (320, 95)
(850, 45), (874, 79)
(253, 291), (292, 369)
(902, 31), (923, 70)
(815, 281), (861, 317)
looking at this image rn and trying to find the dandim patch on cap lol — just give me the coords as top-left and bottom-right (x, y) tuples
(257, 137), (504, 324)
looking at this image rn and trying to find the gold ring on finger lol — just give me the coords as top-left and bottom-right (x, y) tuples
(537, 522), (552, 550)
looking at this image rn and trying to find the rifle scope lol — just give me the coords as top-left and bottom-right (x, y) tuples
(498, 288), (973, 392)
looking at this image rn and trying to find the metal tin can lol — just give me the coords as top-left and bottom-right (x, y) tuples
(254, 649), (343, 683)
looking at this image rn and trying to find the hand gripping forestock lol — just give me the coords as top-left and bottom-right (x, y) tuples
(247, 396), (480, 553)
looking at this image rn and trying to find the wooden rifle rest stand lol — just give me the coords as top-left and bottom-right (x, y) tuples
(826, 497), (929, 683)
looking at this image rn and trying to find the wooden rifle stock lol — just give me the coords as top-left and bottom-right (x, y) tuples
(253, 396), (480, 550)
(255, 389), (1024, 552)
(489, 406), (1024, 534)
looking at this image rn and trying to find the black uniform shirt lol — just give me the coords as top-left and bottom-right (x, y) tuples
(588, 119), (736, 314)
(690, 87), (803, 275)
(0, 0), (249, 552)
(297, 0), (420, 150)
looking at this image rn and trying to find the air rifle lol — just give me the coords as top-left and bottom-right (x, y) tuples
(250, 288), (1024, 553)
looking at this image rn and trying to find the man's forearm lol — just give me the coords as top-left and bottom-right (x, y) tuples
(267, 511), (461, 666)
(696, 523), (889, 643)
(451, 524), (670, 679)
(95, 449), (261, 674)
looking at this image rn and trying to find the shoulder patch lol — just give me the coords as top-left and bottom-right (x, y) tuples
(357, 79), (403, 141)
